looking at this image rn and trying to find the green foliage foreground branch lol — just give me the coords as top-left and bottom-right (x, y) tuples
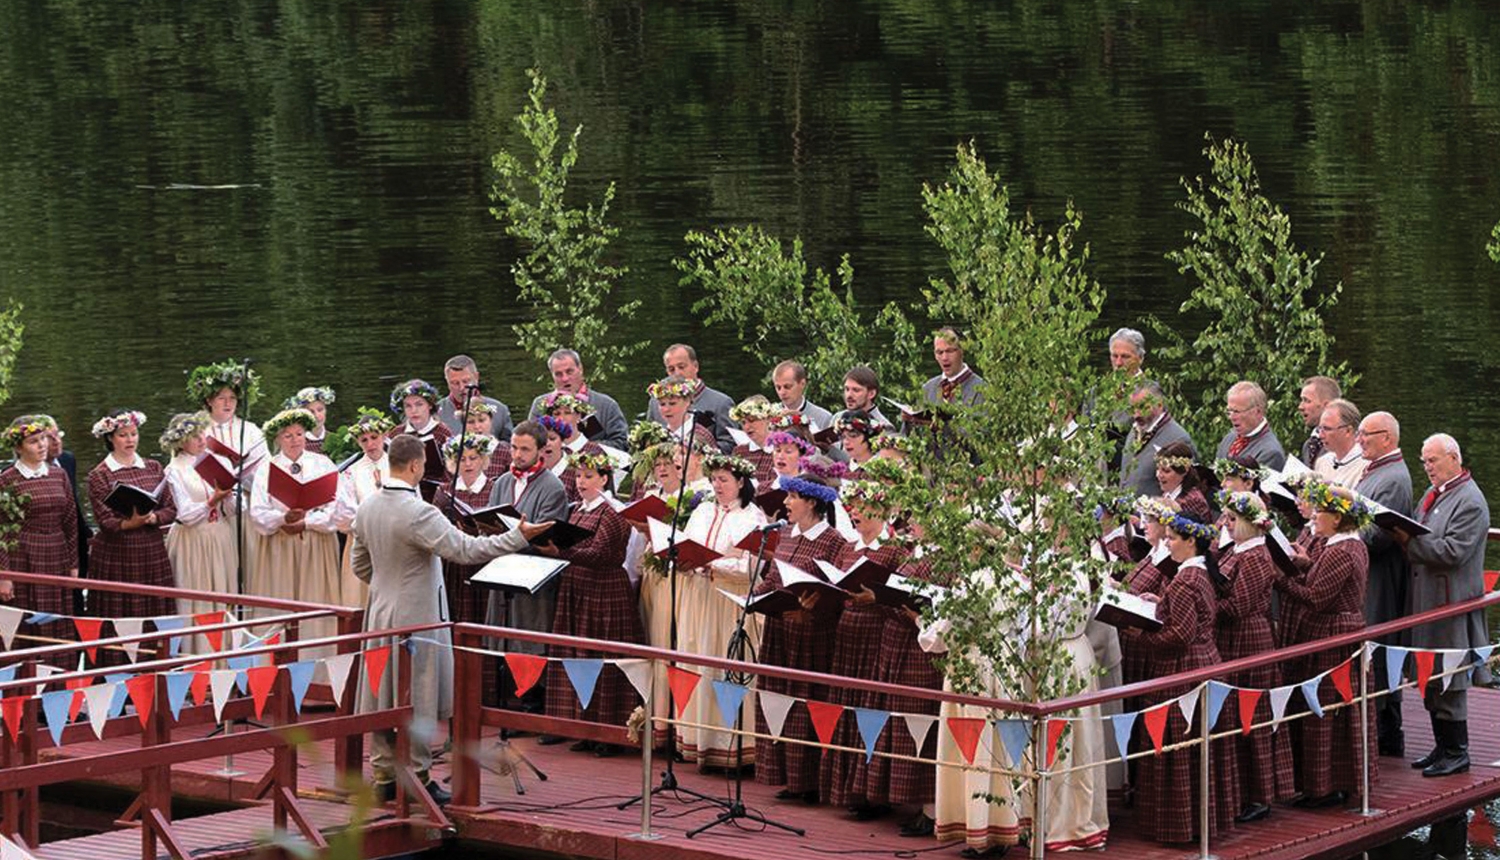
(0, 300), (24, 550)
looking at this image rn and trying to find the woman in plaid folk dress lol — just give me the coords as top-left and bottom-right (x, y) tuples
(1, 416), (79, 664)
(542, 454), (643, 756)
(86, 410), (179, 629)
(1278, 482), (1376, 806)
(431, 434), (504, 626)
(753, 474), (848, 801)
(728, 396), (779, 487)
(1214, 492), (1296, 822)
(1154, 441), (1213, 524)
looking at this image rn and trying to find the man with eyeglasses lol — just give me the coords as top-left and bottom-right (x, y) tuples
(1213, 380), (1286, 471)
(1354, 411), (1412, 757)
(1311, 399), (1364, 487)
(1298, 376), (1342, 464)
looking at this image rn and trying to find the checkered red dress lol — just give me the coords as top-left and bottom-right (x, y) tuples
(1174, 486), (1213, 524)
(1216, 543), (1296, 804)
(86, 459), (179, 628)
(733, 444), (777, 487)
(1275, 529), (1324, 648)
(1133, 561), (1240, 844)
(852, 553), (945, 806)
(1, 465), (80, 661)
(1279, 534), (1375, 799)
(819, 540), (912, 806)
(431, 481), (496, 625)
(754, 523), (848, 794)
(546, 501), (643, 727)
(1116, 555), (1167, 712)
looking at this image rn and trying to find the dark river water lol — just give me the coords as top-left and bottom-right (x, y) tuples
(3, 0), (1500, 854)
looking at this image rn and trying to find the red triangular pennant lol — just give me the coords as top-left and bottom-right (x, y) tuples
(1, 697), (23, 741)
(1237, 688), (1264, 736)
(1046, 719), (1067, 768)
(266, 633), (281, 648)
(806, 700), (843, 745)
(246, 665), (279, 719)
(1414, 650), (1436, 694)
(125, 675), (156, 728)
(946, 716), (986, 765)
(364, 646), (393, 700)
(666, 666), (702, 719)
(193, 613), (225, 651)
(1330, 660), (1354, 704)
(1485, 570), (1498, 593)
(189, 662), (213, 707)
(1143, 704), (1170, 753)
(504, 653), (547, 698)
(74, 617), (105, 662)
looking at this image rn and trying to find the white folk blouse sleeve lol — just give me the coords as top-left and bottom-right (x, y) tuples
(301, 455), (351, 534)
(165, 462), (210, 527)
(247, 463), (285, 536)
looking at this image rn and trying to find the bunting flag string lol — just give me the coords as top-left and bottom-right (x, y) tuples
(165, 672), (195, 721)
(562, 659), (604, 712)
(364, 645), (393, 700)
(1, 696), (23, 742)
(1108, 712), (1136, 757)
(903, 713), (937, 752)
(1206, 682), (1232, 731)
(324, 652), (355, 708)
(40, 689), (73, 746)
(1237, 688), (1263, 736)
(853, 708), (889, 762)
(946, 717), (986, 765)
(996, 718), (1030, 768)
(0, 606), (24, 649)
(124, 675), (156, 728)
(1, 832), (42, 860)
(73, 617), (104, 663)
(1329, 661), (1354, 704)
(758, 690), (795, 739)
(616, 659), (653, 704)
(505, 653), (547, 699)
(1176, 687), (1200, 730)
(1300, 675), (1325, 719)
(113, 619), (145, 663)
(806, 701), (843, 746)
(1384, 645), (1408, 692)
(1269, 685), (1295, 729)
(1142, 704), (1169, 753)
(1413, 650), (1436, 694)
(246, 665), (279, 719)
(665, 666), (701, 719)
(710, 679), (750, 731)
(1045, 718), (1067, 768)
(286, 661), (317, 714)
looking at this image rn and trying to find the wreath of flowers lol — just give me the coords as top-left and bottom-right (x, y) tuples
(729, 398), (783, 424)
(262, 408), (318, 440)
(282, 386), (336, 411)
(1213, 458), (1259, 482)
(1134, 496), (1178, 526)
(542, 392), (596, 417)
(568, 451), (615, 474)
(798, 456), (849, 481)
(1299, 479), (1374, 527)
(159, 412), (212, 456)
(91, 410), (147, 439)
(443, 434), (498, 462)
(1155, 454), (1194, 472)
(628, 421), (671, 453)
(1094, 494), (1139, 521)
(647, 379), (697, 401)
(834, 412), (882, 438)
(349, 407), (395, 437)
(841, 478), (892, 509)
(1216, 489), (1273, 530)
(854, 455), (908, 484)
(630, 440), (680, 486)
(781, 476), (840, 504)
(701, 451), (754, 478)
(389, 379), (439, 414)
(874, 433), (912, 455)
(771, 412), (811, 432)
(466, 401), (498, 420)
(186, 360), (261, 406)
(1166, 513), (1216, 542)
(2, 415), (56, 450)
(537, 415), (574, 438)
(766, 431), (816, 457)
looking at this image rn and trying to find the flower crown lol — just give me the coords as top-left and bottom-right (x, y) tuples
(771, 412), (811, 431)
(186, 360), (261, 406)
(537, 415), (574, 438)
(91, 410), (146, 438)
(159, 412), (212, 455)
(766, 431), (816, 456)
(389, 379), (439, 414)
(647, 379), (697, 401)
(3, 415), (55, 449)
(781, 476), (840, 504)
(1155, 454), (1194, 472)
(1216, 489), (1272, 529)
(798, 456), (849, 481)
(542, 392), (595, 417)
(1094, 494), (1140, 521)
(841, 478), (893, 509)
(1299, 479), (1374, 526)
(834, 412), (882, 438)
(1213, 458), (1259, 482)
(349, 407), (395, 437)
(729, 398), (783, 424)
(855, 456), (909, 483)
(1134, 496), (1178, 526)
(283, 386), (336, 410)
(628, 421), (672, 452)
(1167, 513), (1216, 542)
(443, 434), (497, 461)
(701, 451), (755, 478)
(263, 408), (318, 441)
(568, 451), (615, 474)
(874, 433), (912, 454)
(466, 401), (498, 420)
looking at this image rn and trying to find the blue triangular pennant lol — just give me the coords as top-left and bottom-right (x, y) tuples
(562, 659), (604, 711)
(226, 655), (254, 694)
(286, 661), (317, 714)
(25, 612), (61, 626)
(1471, 645), (1495, 680)
(710, 679), (751, 731)
(996, 718), (1030, 767)
(1109, 711), (1137, 757)
(0, 665), (15, 684)
(402, 637), (417, 655)
(105, 672), (133, 718)
(152, 617), (188, 657)
(165, 672), (194, 721)
(40, 689), (73, 746)
(1384, 645), (1407, 693)
(1206, 682), (1233, 732)
(853, 708), (890, 762)
(1300, 677), (1324, 718)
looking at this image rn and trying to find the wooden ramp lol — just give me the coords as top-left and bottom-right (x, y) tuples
(31, 687), (1500, 860)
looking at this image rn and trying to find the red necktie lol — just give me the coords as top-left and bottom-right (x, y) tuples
(1420, 488), (1438, 514)
(939, 379), (959, 401)
(1228, 435), (1250, 458)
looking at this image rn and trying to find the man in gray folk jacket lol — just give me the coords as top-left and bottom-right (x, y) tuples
(1214, 380), (1287, 471)
(436, 354), (514, 440)
(645, 344), (737, 452)
(1118, 380), (1196, 497)
(525, 348), (629, 450)
(1353, 411), (1413, 756)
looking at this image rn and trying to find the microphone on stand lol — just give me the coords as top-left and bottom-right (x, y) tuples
(757, 520), (789, 532)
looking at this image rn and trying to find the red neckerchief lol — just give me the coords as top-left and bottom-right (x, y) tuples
(1420, 469), (1472, 521)
(575, 384), (591, 400)
(1228, 422), (1266, 458)
(511, 460), (545, 482)
(938, 366), (974, 402)
(691, 380), (706, 401)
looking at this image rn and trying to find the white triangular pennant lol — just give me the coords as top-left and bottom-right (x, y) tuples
(1269, 685), (1295, 731)
(113, 618), (145, 663)
(83, 684), (117, 739)
(0, 606), (24, 649)
(323, 653), (355, 708)
(1440, 650), (1458, 692)
(758, 691), (796, 739)
(210, 670), (238, 723)
(902, 713), (937, 751)
(0, 833), (41, 860)
(1177, 688), (1200, 728)
(614, 659), (653, 703)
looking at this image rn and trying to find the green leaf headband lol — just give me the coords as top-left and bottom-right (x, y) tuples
(729, 398), (783, 424)
(159, 412), (213, 456)
(443, 434), (498, 461)
(262, 408), (318, 440)
(628, 420), (672, 453)
(542, 392), (596, 417)
(1155, 454), (1195, 472)
(567, 451), (615, 474)
(186, 359), (261, 406)
(350, 407), (395, 436)
(283, 386), (336, 410)
(701, 451), (755, 478)
(1213, 458), (1259, 482)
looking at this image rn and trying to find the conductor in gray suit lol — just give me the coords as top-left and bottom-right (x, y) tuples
(1213, 380), (1287, 471)
(352, 434), (551, 803)
(1118, 380), (1196, 497)
(1353, 411), (1413, 756)
(1396, 433), (1491, 777)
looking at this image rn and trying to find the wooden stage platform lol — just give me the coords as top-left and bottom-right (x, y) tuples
(27, 687), (1500, 860)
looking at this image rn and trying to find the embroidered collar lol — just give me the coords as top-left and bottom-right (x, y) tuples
(405, 418), (439, 437)
(548, 456), (568, 477)
(1331, 443), (1363, 468)
(1178, 555), (1207, 572)
(791, 520), (830, 540)
(579, 493), (608, 513)
(564, 434), (588, 452)
(1162, 485), (1183, 500)
(1240, 419), (1269, 440)
(942, 364), (973, 384)
(1132, 411), (1169, 450)
(105, 453), (146, 472)
(306, 427), (326, 442)
(1327, 531), (1361, 546)
(457, 472), (488, 494)
(15, 459), (49, 479)
(1435, 470), (1471, 496)
(1235, 535), (1266, 551)
(1362, 450), (1403, 473)
(854, 534), (884, 552)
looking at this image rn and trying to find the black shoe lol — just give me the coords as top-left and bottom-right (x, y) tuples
(1234, 803), (1271, 823)
(1422, 751), (1470, 777)
(1379, 738), (1405, 757)
(424, 779), (452, 806)
(852, 803), (891, 821)
(1294, 790), (1347, 809)
(375, 781), (396, 803)
(569, 739), (595, 753)
(960, 847), (1010, 858)
(536, 734), (567, 746)
(1412, 714), (1443, 768)
(899, 812), (935, 837)
(593, 743), (622, 758)
(775, 788), (801, 801)
(1411, 747), (1441, 769)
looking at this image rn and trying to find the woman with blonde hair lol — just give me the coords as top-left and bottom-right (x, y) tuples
(160, 412), (238, 638)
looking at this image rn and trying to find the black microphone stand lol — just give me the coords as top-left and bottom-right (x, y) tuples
(234, 357), (252, 598)
(618, 410), (727, 811)
(687, 520), (804, 838)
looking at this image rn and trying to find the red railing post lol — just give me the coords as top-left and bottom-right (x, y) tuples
(451, 625), (481, 808)
(333, 611), (364, 779)
(140, 672), (172, 860)
(272, 622), (297, 833)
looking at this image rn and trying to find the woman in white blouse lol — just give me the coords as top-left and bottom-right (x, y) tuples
(160, 412), (238, 647)
(339, 409), (394, 608)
